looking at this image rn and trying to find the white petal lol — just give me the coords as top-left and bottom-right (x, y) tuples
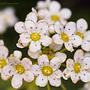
(0, 40), (4, 46)
(28, 50), (41, 59)
(49, 1), (61, 12)
(71, 35), (82, 47)
(24, 71), (34, 82)
(53, 34), (63, 44)
(50, 57), (61, 71)
(65, 22), (76, 36)
(25, 20), (35, 32)
(83, 57), (90, 69)
(13, 50), (22, 59)
(19, 33), (30, 47)
(49, 41), (63, 51)
(60, 8), (72, 19)
(14, 22), (25, 34)
(25, 12), (37, 23)
(41, 36), (52, 46)
(38, 9), (49, 20)
(71, 72), (79, 84)
(48, 24), (55, 33)
(74, 49), (84, 62)
(35, 74), (48, 87)
(77, 18), (88, 32)
(55, 22), (63, 34)
(11, 74), (22, 89)
(21, 58), (32, 70)
(49, 74), (61, 87)
(37, 21), (48, 34)
(81, 40), (90, 51)
(1, 65), (12, 80)
(31, 65), (41, 76)
(0, 46), (9, 58)
(52, 70), (63, 78)
(38, 54), (49, 66)
(29, 41), (41, 53)
(80, 71), (90, 82)
(66, 59), (74, 70)
(55, 52), (66, 63)
(63, 69), (70, 80)
(65, 41), (74, 52)
(37, 1), (47, 9)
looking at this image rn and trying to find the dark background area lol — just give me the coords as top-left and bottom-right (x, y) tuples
(0, 0), (90, 90)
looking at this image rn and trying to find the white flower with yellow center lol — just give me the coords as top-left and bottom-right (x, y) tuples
(53, 22), (82, 52)
(67, 18), (90, 51)
(15, 10), (52, 53)
(32, 54), (66, 87)
(0, 40), (12, 80)
(63, 49), (90, 84)
(37, 0), (71, 30)
(8, 50), (34, 89)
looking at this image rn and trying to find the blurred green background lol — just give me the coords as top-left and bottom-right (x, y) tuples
(0, 0), (90, 90)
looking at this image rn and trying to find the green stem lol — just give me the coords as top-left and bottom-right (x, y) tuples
(61, 84), (67, 90)
(60, 48), (67, 53)
(47, 83), (51, 90)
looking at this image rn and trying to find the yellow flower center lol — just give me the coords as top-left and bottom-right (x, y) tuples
(51, 15), (60, 22)
(0, 59), (7, 68)
(61, 32), (69, 42)
(75, 31), (84, 39)
(30, 33), (41, 42)
(74, 63), (81, 73)
(15, 64), (25, 74)
(42, 66), (53, 76)
(42, 47), (55, 60)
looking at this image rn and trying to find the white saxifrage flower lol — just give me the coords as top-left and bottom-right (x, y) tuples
(63, 49), (90, 84)
(37, 0), (72, 33)
(8, 50), (34, 89)
(68, 18), (90, 51)
(15, 10), (52, 53)
(52, 22), (82, 52)
(0, 40), (12, 80)
(32, 54), (66, 87)
(83, 82), (90, 90)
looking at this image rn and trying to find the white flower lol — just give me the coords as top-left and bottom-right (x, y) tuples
(0, 40), (12, 80)
(37, 0), (71, 33)
(63, 49), (90, 84)
(15, 10), (52, 53)
(32, 54), (66, 87)
(8, 51), (34, 89)
(68, 18), (90, 51)
(52, 22), (82, 52)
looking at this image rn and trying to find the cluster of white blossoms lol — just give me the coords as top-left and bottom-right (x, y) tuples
(0, 0), (90, 90)
(0, 7), (17, 34)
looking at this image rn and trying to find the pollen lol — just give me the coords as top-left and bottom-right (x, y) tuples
(30, 32), (41, 42)
(51, 15), (60, 22)
(61, 32), (69, 42)
(15, 64), (25, 74)
(0, 59), (7, 68)
(74, 63), (81, 73)
(75, 31), (84, 39)
(42, 66), (53, 76)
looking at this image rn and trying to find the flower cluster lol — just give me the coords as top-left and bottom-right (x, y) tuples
(0, 0), (90, 89)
